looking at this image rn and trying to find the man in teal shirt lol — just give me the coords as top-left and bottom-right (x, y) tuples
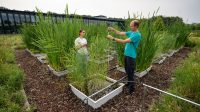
(107, 20), (141, 94)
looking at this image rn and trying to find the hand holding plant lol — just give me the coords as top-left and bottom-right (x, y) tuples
(107, 35), (114, 40)
(107, 27), (116, 32)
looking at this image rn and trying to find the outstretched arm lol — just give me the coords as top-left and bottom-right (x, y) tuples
(108, 27), (126, 36)
(107, 35), (131, 44)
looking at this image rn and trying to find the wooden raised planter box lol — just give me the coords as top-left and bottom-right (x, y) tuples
(116, 65), (152, 78)
(69, 77), (124, 109)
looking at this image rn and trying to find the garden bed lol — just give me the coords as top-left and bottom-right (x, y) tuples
(70, 77), (124, 109)
(15, 47), (191, 111)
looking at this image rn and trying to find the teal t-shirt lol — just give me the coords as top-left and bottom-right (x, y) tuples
(124, 31), (141, 59)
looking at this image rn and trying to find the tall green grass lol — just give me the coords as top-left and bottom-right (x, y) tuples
(156, 31), (177, 55)
(136, 18), (159, 71)
(24, 9), (85, 71)
(89, 34), (109, 59)
(66, 48), (107, 96)
(117, 13), (191, 72)
(167, 20), (192, 49)
(21, 8), (110, 71)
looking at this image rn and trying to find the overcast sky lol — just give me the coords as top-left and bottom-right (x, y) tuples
(1, 0), (199, 23)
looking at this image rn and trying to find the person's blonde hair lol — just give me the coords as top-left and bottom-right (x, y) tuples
(131, 20), (140, 28)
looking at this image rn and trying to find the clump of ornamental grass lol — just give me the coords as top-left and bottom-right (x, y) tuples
(156, 31), (177, 56)
(167, 19), (192, 49)
(21, 24), (40, 51)
(21, 6), (110, 71)
(89, 35), (109, 59)
(136, 17), (159, 72)
(66, 48), (107, 96)
(28, 8), (85, 71)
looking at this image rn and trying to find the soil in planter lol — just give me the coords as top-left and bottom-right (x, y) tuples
(15, 47), (191, 112)
(108, 69), (126, 80)
(90, 83), (120, 101)
(88, 81), (113, 96)
(71, 80), (113, 96)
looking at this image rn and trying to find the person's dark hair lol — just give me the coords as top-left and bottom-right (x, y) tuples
(79, 29), (84, 35)
(133, 20), (140, 28)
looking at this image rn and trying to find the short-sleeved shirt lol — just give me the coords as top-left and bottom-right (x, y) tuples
(124, 31), (141, 59)
(75, 37), (88, 55)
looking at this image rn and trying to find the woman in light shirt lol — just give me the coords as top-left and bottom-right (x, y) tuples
(74, 29), (89, 74)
